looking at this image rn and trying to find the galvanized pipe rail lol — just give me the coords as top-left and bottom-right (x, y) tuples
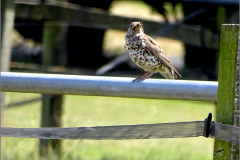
(1, 72), (218, 102)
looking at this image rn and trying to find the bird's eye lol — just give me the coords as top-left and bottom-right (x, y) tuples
(131, 25), (134, 28)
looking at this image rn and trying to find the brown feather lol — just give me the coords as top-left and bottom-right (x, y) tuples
(142, 35), (182, 77)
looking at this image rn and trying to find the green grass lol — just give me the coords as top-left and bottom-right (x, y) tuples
(2, 92), (215, 160)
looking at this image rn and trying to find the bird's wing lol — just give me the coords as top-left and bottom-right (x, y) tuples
(143, 35), (182, 77)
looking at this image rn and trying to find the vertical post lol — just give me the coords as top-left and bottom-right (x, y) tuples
(39, 22), (66, 158)
(213, 24), (239, 159)
(1, 0), (15, 119)
(238, 28), (240, 160)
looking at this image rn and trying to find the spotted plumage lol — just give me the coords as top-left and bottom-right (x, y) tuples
(124, 22), (182, 82)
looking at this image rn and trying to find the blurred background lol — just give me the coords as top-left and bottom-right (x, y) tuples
(1, 0), (239, 159)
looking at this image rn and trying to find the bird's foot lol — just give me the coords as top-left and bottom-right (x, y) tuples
(132, 72), (154, 83)
(132, 76), (145, 83)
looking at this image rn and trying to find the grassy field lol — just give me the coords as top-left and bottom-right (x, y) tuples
(2, 1), (216, 160)
(2, 92), (215, 160)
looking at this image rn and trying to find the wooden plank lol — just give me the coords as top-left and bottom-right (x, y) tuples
(14, 1), (219, 50)
(152, 0), (239, 6)
(1, 0), (15, 122)
(39, 22), (66, 157)
(40, 95), (63, 155)
(1, 121), (205, 139)
(213, 24), (239, 159)
(1, 0), (15, 71)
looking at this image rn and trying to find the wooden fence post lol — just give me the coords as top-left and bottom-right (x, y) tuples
(39, 22), (67, 158)
(1, 0), (15, 121)
(213, 24), (239, 159)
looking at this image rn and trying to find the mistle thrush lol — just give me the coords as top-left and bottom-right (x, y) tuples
(124, 22), (182, 82)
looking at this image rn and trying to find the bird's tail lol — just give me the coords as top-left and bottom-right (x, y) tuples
(159, 69), (175, 80)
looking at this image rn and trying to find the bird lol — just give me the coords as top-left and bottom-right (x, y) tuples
(124, 22), (182, 82)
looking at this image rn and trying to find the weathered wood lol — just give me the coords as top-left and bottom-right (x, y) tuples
(40, 95), (63, 155)
(231, 67), (239, 154)
(1, 121), (206, 139)
(1, 122), (239, 143)
(39, 95), (51, 156)
(231, 26), (239, 160)
(14, 1), (219, 50)
(42, 22), (67, 66)
(1, 0), (15, 74)
(1, 0), (15, 122)
(213, 24), (239, 159)
(40, 22), (66, 157)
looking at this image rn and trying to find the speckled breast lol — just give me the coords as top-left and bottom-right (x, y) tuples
(125, 37), (161, 72)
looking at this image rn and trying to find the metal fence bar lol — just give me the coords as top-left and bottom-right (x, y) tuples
(1, 72), (218, 101)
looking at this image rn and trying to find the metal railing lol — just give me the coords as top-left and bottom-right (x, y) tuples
(1, 72), (218, 102)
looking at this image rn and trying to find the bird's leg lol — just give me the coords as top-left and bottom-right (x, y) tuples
(133, 71), (154, 82)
